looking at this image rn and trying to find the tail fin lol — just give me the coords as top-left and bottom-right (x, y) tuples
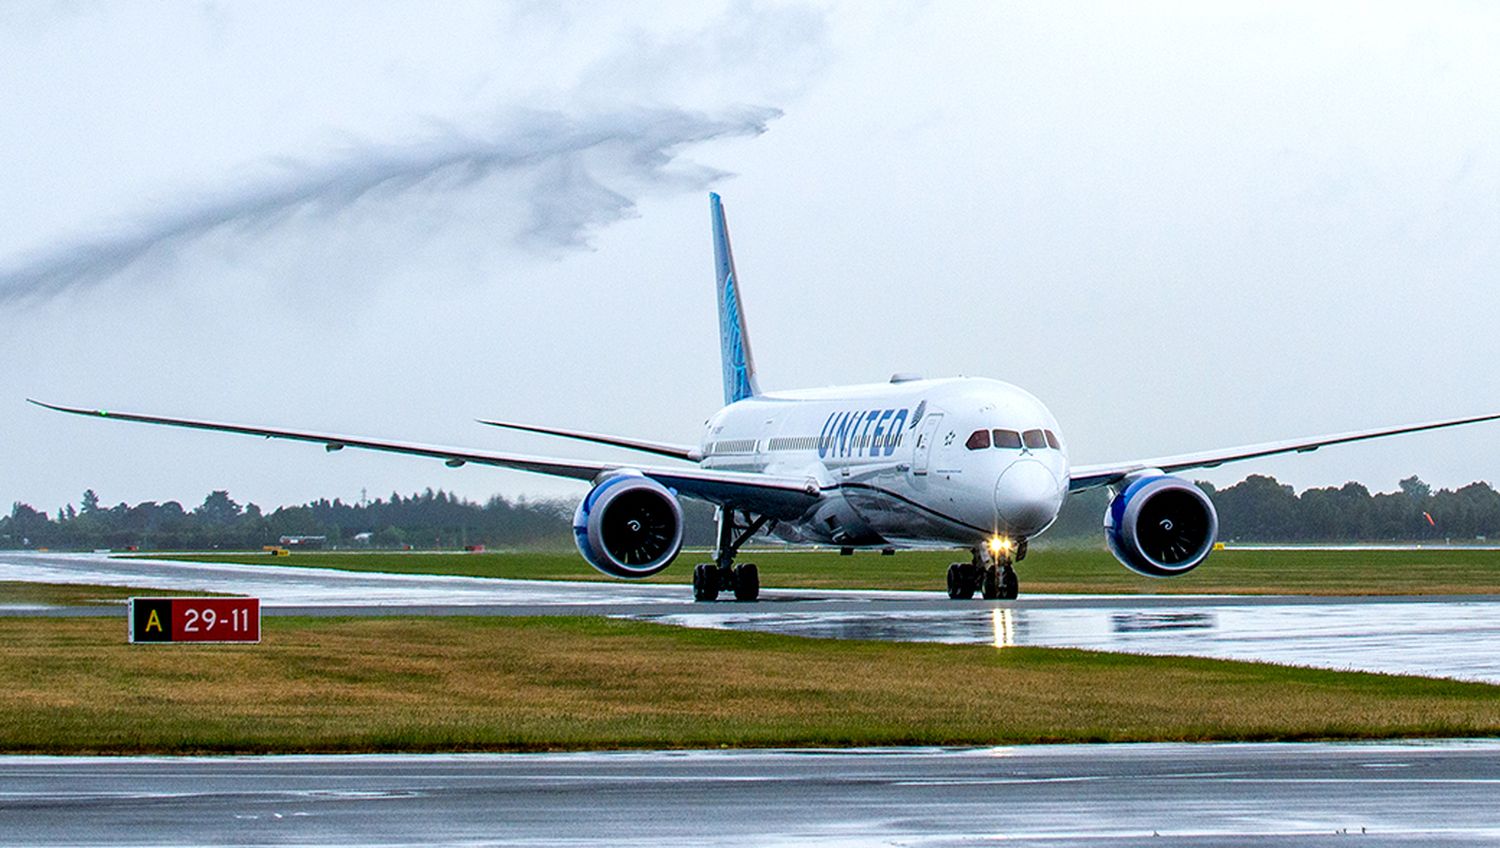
(710, 192), (761, 405)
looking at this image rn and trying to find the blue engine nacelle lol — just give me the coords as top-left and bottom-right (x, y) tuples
(573, 474), (685, 579)
(1104, 475), (1219, 577)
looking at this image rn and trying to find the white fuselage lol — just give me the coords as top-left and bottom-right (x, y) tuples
(698, 377), (1070, 549)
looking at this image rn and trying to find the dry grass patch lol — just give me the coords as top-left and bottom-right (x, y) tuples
(3, 616), (1498, 754)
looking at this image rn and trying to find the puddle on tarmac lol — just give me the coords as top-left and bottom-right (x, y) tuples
(635, 599), (1500, 684)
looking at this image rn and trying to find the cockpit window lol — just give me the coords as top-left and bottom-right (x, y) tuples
(992, 429), (1022, 449)
(1044, 430), (1061, 450)
(1022, 429), (1047, 450)
(965, 429), (991, 450)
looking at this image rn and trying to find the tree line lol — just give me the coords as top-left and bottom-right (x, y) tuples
(3, 474), (1497, 551)
(1047, 475), (1500, 543)
(0, 488), (583, 551)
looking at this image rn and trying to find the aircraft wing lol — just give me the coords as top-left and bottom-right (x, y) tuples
(1068, 411), (1500, 492)
(476, 418), (701, 461)
(29, 400), (822, 518)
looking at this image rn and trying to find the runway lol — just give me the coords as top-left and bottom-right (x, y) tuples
(643, 598), (1500, 683)
(3, 742), (1499, 846)
(5, 553), (1500, 845)
(0, 550), (696, 608)
(5, 551), (1500, 683)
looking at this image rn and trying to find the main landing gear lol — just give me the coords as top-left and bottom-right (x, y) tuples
(946, 539), (1026, 601)
(693, 508), (770, 602)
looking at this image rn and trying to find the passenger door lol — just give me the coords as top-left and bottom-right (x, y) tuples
(911, 413), (943, 476)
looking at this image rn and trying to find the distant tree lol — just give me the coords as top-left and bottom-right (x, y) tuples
(195, 490), (243, 526)
(375, 525), (407, 548)
(1214, 475), (1299, 541)
(4, 503), (53, 547)
(1399, 475), (1432, 501)
(81, 489), (100, 514)
(1045, 486), (1110, 539)
(1298, 482), (1373, 541)
(1429, 481), (1500, 539)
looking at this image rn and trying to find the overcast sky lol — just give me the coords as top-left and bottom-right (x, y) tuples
(4, 1), (1499, 516)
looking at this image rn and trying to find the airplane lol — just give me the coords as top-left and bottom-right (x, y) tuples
(32, 193), (1500, 602)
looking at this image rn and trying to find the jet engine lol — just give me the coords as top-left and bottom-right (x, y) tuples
(572, 474), (684, 578)
(1104, 475), (1219, 577)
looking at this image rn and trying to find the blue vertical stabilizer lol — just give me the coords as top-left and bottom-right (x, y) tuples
(710, 193), (761, 406)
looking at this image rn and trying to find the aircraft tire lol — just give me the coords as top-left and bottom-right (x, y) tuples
(946, 563), (965, 599)
(948, 563), (976, 600)
(999, 566), (1019, 600)
(733, 563), (760, 601)
(981, 565), (1001, 600)
(963, 563), (984, 599)
(693, 563), (720, 602)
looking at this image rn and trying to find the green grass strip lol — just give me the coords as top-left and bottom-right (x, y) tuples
(142, 547), (1500, 595)
(2, 616), (1497, 754)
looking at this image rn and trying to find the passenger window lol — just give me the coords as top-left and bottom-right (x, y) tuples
(992, 429), (1022, 449)
(965, 429), (991, 450)
(1022, 429), (1047, 450)
(1044, 430), (1061, 450)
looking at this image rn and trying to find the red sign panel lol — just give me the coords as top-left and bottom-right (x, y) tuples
(129, 597), (260, 643)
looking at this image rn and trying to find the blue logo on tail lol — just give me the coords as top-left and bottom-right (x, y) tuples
(721, 272), (756, 403)
(712, 193), (760, 406)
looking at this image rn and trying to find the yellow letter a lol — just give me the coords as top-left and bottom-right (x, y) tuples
(146, 609), (163, 632)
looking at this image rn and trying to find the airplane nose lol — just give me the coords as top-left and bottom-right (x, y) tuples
(995, 459), (1063, 534)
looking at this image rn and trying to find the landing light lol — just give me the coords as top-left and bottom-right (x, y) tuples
(988, 535), (1014, 555)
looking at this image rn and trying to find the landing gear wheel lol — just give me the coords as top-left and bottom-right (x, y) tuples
(981, 565), (1001, 600)
(946, 563), (975, 600)
(699, 507), (772, 603)
(998, 565), (1019, 600)
(733, 563), (760, 601)
(692, 563), (720, 602)
(963, 563), (983, 598)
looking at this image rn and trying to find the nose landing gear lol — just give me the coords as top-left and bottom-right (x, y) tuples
(946, 541), (1025, 601)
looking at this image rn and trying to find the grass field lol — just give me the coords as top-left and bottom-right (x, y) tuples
(0, 582), (231, 607)
(3, 615), (1498, 754)
(142, 546), (1500, 595)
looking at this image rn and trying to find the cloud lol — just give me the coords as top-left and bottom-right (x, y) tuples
(0, 105), (780, 305)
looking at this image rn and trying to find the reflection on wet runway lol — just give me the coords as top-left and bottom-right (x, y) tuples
(639, 598), (1500, 683)
(1112, 611), (1215, 632)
